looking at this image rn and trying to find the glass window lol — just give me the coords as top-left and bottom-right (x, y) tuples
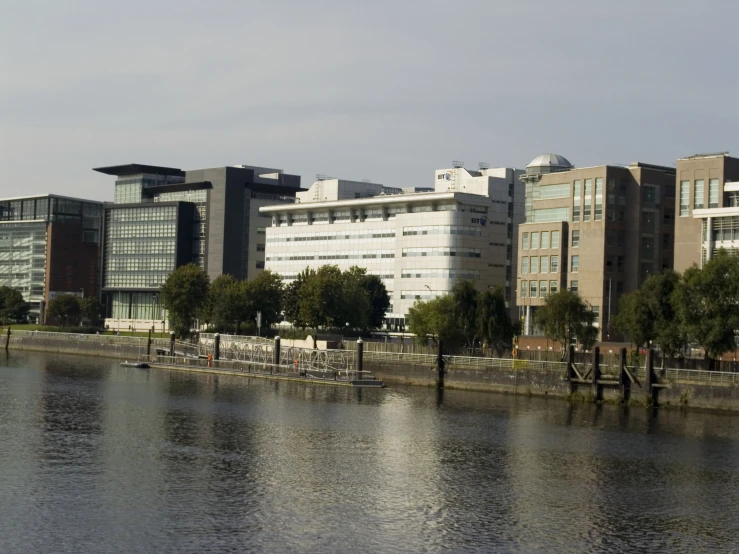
(521, 257), (529, 274)
(642, 237), (655, 259)
(583, 179), (592, 221)
(679, 180), (690, 216)
(530, 256), (539, 274)
(709, 178), (719, 208)
(551, 255), (559, 273)
(522, 232), (529, 250)
(540, 281), (548, 298)
(592, 306), (600, 325)
(617, 255), (624, 272)
(531, 232), (539, 249)
(521, 280), (527, 298)
(533, 207), (570, 223)
(694, 179), (705, 209)
(540, 256), (549, 273)
(595, 178), (603, 220)
(551, 231), (560, 248)
(573, 180), (581, 221)
(571, 255), (579, 272)
(642, 211), (655, 234)
(541, 231), (550, 249)
(538, 183), (571, 199)
(529, 281), (537, 298)
(550, 280), (558, 294)
(570, 280), (578, 293)
(572, 230), (579, 247)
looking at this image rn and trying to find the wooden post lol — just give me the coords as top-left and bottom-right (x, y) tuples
(437, 339), (445, 389)
(147, 329), (152, 357)
(4, 327), (10, 351)
(356, 338), (364, 378)
(214, 333), (220, 361)
(169, 331), (175, 358)
(566, 344), (575, 393)
(645, 348), (654, 404)
(274, 336), (281, 372)
(592, 346), (602, 401)
(619, 347), (630, 403)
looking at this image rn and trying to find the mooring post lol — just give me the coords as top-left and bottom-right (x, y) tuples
(356, 338), (364, 379)
(274, 336), (281, 372)
(567, 345), (575, 393)
(592, 346), (601, 401)
(645, 348), (654, 403)
(214, 333), (220, 361)
(169, 331), (175, 358)
(5, 327), (10, 351)
(147, 329), (152, 357)
(437, 339), (445, 388)
(619, 347), (630, 402)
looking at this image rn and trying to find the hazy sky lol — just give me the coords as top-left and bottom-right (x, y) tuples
(1, 0), (737, 201)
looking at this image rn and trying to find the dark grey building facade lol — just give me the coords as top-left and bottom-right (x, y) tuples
(94, 163), (300, 330)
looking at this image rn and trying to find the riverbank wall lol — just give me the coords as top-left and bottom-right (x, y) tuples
(6, 330), (739, 413)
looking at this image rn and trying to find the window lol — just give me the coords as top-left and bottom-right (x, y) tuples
(595, 178), (603, 220)
(522, 232), (529, 250)
(583, 179), (592, 221)
(616, 281), (624, 297)
(533, 208), (570, 223)
(531, 232), (540, 249)
(641, 262), (654, 280)
(606, 258), (612, 271)
(573, 180), (581, 221)
(694, 179), (705, 209)
(256, 227), (266, 235)
(520, 280), (527, 298)
(642, 211), (655, 234)
(642, 237), (655, 259)
(618, 231), (626, 248)
(529, 281), (537, 298)
(571, 255), (579, 272)
(551, 255), (559, 273)
(539, 281), (548, 298)
(538, 183), (571, 199)
(540, 256), (549, 273)
(643, 185), (658, 206)
(521, 257), (529, 274)
(570, 280), (578, 293)
(709, 178), (719, 209)
(540, 231), (549, 249)
(617, 255), (624, 272)
(591, 306), (600, 325)
(550, 280), (558, 294)
(572, 229), (580, 247)
(551, 231), (560, 248)
(530, 256), (539, 274)
(680, 180), (690, 216)
(663, 233), (671, 249)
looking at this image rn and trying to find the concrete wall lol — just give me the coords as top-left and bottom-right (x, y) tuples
(6, 331), (148, 360)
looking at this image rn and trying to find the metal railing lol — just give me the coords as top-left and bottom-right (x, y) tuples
(9, 330), (148, 346)
(363, 350), (568, 372)
(664, 368), (739, 384)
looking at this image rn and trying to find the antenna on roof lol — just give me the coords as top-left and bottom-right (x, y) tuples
(452, 160), (464, 168)
(478, 162), (490, 170)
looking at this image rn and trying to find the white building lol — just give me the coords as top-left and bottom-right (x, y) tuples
(260, 167), (524, 330)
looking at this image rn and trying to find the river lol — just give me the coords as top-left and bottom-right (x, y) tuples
(1, 351), (738, 553)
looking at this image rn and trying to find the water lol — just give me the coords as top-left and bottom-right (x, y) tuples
(1, 352), (738, 553)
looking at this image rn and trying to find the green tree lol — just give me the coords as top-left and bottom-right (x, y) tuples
(283, 269), (311, 328)
(203, 274), (245, 332)
(0, 286), (30, 323)
(674, 251), (739, 363)
(406, 294), (462, 346)
(299, 265), (345, 329)
(476, 286), (514, 356)
(613, 289), (653, 347)
(244, 270), (284, 328)
(642, 271), (686, 359)
(46, 294), (81, 328)
(344, 266), (390, 329)
(534, 289), (597, 356)
(80, 297), (103, 326)
(452, 280), (479, 347)
(160, 263), (210, 338)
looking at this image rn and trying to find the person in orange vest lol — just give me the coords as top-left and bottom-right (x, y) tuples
(207, 352), (213, 367)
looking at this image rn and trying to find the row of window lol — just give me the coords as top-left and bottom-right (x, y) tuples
(402, 225), (482, 237)
(522, 230), (561, 250)
(521, 255), (559, 274)
(680, 179), (721, 215)
(520, 280), (559, 298)
(106, 224), (176, 238)
(402, 247), (481, 258)
(266, 251), (395, 262)
(266, 230), (396, 243)
(400, 269), (480, 279)
(108, 207), (177, 222)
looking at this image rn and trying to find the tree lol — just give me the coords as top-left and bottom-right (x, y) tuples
(243, 270), (283, 328)
(361, 274), (390, 329)
(283, 269), (311, 328)
(341, 267), (390, 330)
(452, 280), (479, 347)
(476, 286), (514, 356)
(642, 271), (686, 359)
(534, 289), (597, 356)
(674, 251), (739, 363)
(406, 294), (462, 346)
(80, 297), (103, 326)
(47, 294), (81, 328)
(299, 265), (345, 329)
(160, 263), (210, 338)
(613, 289), (653, 348)
(203, 274), (245, 332)
(0, 286), (30, 323)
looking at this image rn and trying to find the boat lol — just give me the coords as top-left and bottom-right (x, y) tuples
(120, 361), (150, 369)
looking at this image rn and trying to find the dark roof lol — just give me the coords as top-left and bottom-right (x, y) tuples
(93, 163), (184, 177)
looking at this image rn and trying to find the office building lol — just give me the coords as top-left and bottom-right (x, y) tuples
(0, 194), (103, 321)
(516, 153), (676, 341)
(673, 152), (739, 271)
(261, 167), (523, 330)
(94, 163), (300, 330)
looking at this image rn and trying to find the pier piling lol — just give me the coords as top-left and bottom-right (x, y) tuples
(169, 331), (175, 358)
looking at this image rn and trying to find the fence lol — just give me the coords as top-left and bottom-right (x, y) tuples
(363, 350), (568, 373)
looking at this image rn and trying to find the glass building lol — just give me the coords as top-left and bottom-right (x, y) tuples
(94, 163), (301, 331)
(0, 195), (103, 321)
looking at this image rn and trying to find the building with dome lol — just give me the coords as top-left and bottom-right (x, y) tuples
(516, 154), (677, 344)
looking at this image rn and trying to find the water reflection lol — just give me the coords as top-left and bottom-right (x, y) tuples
(1, 352), (739, 553)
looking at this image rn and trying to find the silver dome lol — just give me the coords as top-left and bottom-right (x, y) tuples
(526, 153), (573, 169)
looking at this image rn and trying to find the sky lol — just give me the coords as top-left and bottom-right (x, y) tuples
(1, 0), (737, 201)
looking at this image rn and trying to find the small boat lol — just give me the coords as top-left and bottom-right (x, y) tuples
(121, 361), (150, 369)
